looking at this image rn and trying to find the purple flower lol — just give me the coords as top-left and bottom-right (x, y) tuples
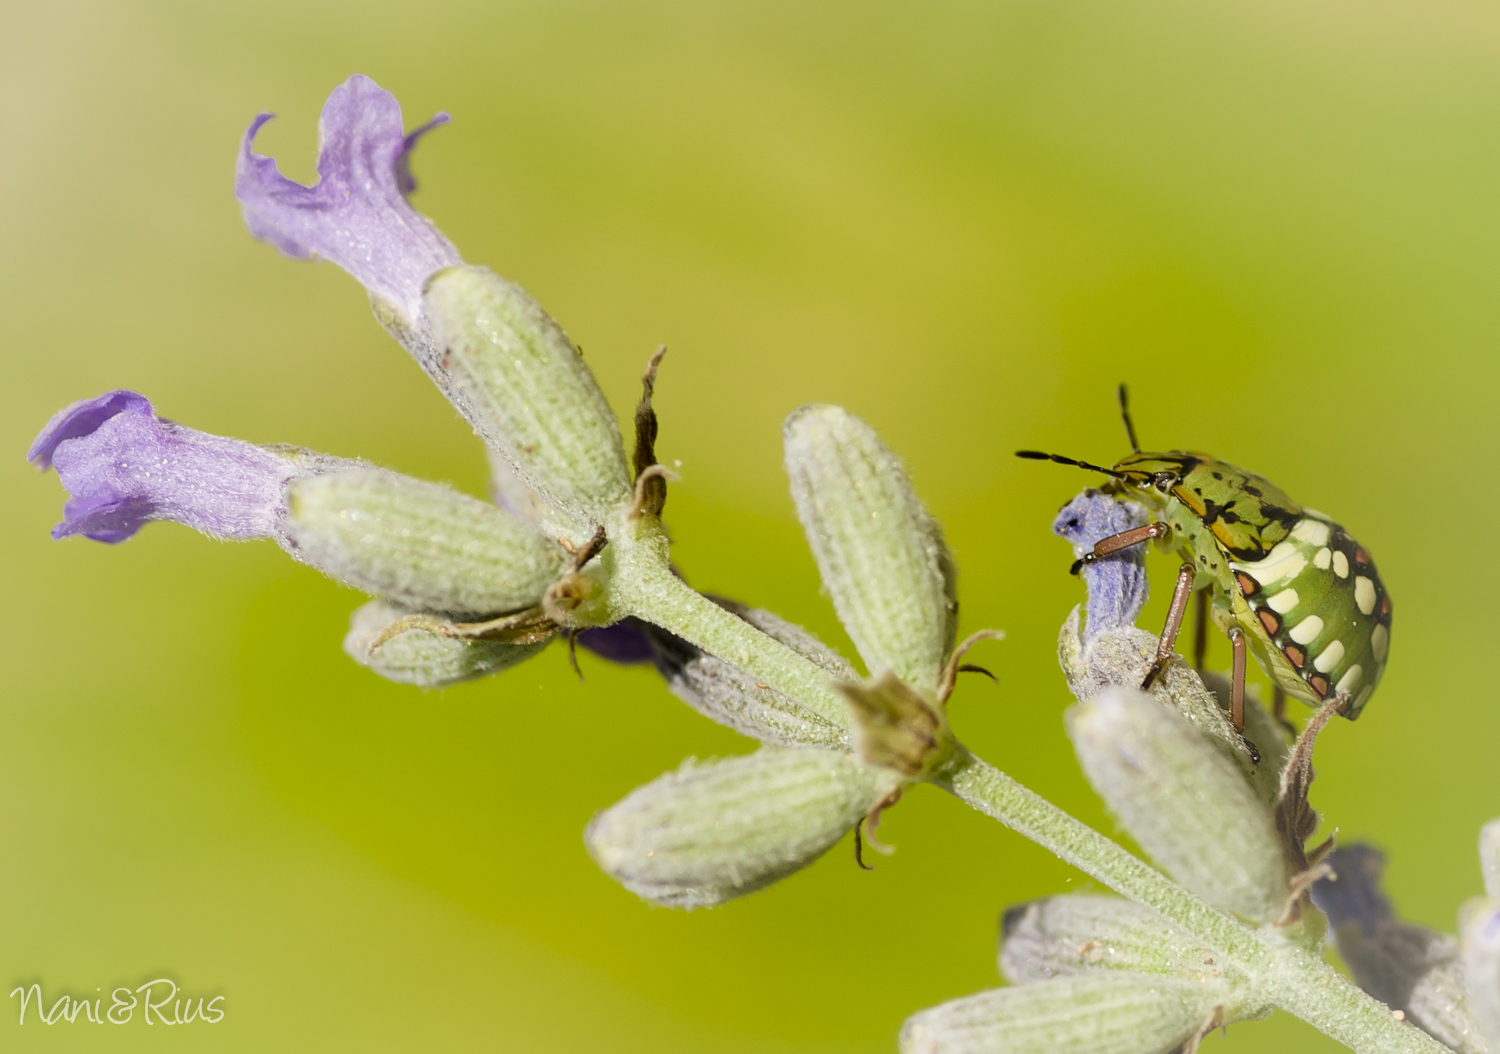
(577, 620), (658, 665)
(28, 391), (299, 543)
(236, 74), (461, 334)
(1052, 490), (1149, 644)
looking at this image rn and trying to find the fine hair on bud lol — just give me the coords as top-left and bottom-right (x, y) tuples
(424, 265), (631, 544)
(1000, 895), (1249, 991)
(1067, 688), (1285, 923)
(783, 404), (956, 696)
(282, 467), (567, 615)
(898, 973), (1224, 1054)
(343, 600), (549, 688)
(585, 747), (899, 908)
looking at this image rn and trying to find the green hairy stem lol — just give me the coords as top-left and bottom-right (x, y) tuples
(609, 527), (1448, 1054)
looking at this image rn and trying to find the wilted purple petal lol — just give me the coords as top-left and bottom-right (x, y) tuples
(577, 620), (657, 665)
(1053, 490), (1150, 644)
(1311, 844), (1393, 937)
(236, 74), (461, 330)
(28, 391), (298, 543)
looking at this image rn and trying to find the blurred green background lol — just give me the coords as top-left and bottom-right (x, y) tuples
(4, 0), (1497, 1049)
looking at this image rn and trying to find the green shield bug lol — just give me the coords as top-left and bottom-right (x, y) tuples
(1019, 386), (1391, 731)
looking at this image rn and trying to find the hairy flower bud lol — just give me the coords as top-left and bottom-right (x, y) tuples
(585, 748), (899, 908)
(344, 600), (548, 687)
(425, 265), (631, 545)
(1461, 896), (1500, 1049)
(783, 405), (956, 696)
(283, 467), (567, 616)
(899, 973), (1224, 1054)
(1000, 895), (1244, 989)
(1482, 820), (1500, 899)
(641, 601), (854, 749)
(1312, 845), (1484, 1052)
(1067, 688), (1285, 922)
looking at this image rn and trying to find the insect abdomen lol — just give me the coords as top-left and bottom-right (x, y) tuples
(1228, 514), (1391, 717)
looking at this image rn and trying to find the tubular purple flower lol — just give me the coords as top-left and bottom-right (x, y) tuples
(28, 391), (302, 543)
(235, 74), (461, 337)
(1052, 490), (1149, 645)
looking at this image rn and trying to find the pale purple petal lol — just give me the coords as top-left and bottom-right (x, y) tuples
(1053, 490), (1150, 645)
(28, 391), (297, 543)
(1311, 844), (1391, 937)
(236, 74), (462, 329)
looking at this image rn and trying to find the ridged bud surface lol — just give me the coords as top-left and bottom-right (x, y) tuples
(1000, 895), (1242, 989)
(1461, 897), (1500, 1049)
(1482, 820), (1500, 899)
(343, 600), (549, 688)
(282, 467), (566, 615)
(784, 405), (956, 696)
(1067, 688), (1285, 922)
(425, 266), (631, 544)
(585, 747), (898, 908)
(899, 973), (1219, 1054)
(647, 603), (854, 749)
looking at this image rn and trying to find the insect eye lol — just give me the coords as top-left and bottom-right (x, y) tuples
(1152, 472), (1176, 492)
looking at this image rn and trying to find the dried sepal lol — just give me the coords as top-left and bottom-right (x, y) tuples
(1067, 688), (1286, 923)
(836, 672), (951, 779)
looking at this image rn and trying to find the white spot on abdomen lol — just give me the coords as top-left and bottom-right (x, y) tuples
(1353, 685), (1374, 712)
(1354, 576), (1376, 615)
(1314, 639), (1345, 673)
(1332, 551), (1349, 578)
(1371, 624), (1389, 662)
(1290, 616), (1324, 645)
(1268, 589), (1299, 613)
(1314, 548), (1332, 570)
(1240, 542), (1306, 586)
(1292, 519), (1331, 546)
(1336, 664), (1363, 695)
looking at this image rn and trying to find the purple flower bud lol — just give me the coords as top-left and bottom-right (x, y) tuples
(577, 620), (657, 665)
(28, 391), (301, 543)
(235, 74), (461, 335)
(1053, 490), (1150, 644)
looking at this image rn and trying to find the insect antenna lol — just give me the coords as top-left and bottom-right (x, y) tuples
(1117, 383), (1141, 453)
(1014, 450), (1128, 480)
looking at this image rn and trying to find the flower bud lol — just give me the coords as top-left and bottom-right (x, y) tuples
(425, 265), (631, 544)
(585, 747), (899, 908)
(1310, 845), (1483, 1052)
(282, 467), (567, 616)
(344, 600), (548, 687)
(1461, 896), (1500, 1049)
(784, 405), (956, 696)
(898, 973), (1224, 1054)
(644, 601), (854, 750)
(1067, 688), (1285, 922)
(1058, 609), (1276, 799)
(1000, 895), (1242, 989)
(1482, 820), (1500, 899)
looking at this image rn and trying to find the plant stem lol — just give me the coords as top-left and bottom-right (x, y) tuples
(612, 544), (1449, 1054)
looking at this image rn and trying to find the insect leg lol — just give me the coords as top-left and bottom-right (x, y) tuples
(1228, 627), (1246, 733)
(1272, 687), (1296, 737)
(1140, 563), (1195, 690)
(1070, 521), (1170, 575)
(1192, 585), (1209, 670)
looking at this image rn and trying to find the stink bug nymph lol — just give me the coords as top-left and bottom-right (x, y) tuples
(1019, 386), (1391, 731)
